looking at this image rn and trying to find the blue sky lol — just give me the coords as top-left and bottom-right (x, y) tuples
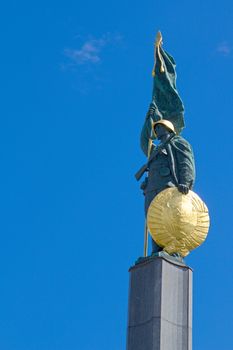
(1, 0), (233, 349)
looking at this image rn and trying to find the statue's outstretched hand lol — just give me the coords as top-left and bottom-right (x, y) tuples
(146, 101), (163, 121)
(178, 184), (189, 195)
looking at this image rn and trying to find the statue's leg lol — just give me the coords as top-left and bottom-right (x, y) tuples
(145, 190), (163, 255)
(151, 239), (163, 254)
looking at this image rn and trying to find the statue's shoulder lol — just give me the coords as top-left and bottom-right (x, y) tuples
(172, 135), (190, 145)
(171, 135), (193, 152)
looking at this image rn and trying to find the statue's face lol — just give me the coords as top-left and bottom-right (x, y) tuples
(154, 124), (171, 140)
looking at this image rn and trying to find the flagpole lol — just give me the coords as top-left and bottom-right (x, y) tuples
(143, 31), (163, 257)
(143, 137), (152, 257)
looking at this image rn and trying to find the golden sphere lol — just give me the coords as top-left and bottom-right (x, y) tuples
(147, 188), (210, 257)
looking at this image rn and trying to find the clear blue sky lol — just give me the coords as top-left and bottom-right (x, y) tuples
(1, 1), (233, 349)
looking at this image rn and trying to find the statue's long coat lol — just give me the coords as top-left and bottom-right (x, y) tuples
(140, 119), (195, 212)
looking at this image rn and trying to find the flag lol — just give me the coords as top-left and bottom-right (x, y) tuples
(152, 34), (185, 135)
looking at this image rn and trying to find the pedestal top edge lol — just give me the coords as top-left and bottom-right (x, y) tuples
(129, 256), (193, 272)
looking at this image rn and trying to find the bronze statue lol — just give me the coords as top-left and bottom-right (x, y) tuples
(135, 32), (209, 259)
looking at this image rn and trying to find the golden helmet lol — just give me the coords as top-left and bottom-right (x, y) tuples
(153, 119), (176, 135)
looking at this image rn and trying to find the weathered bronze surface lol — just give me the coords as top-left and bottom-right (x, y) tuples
(147, 188), (210, 257)
(136, 32), (210, 257)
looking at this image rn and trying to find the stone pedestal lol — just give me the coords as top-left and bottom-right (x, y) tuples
(126, 257), (192, 350)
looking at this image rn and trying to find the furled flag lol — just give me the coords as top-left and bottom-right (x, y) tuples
(151, 32), (185, 134)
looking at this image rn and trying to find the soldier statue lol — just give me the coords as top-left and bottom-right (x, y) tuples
(135, 32), (195, 256)
(136, 107), (195, 254)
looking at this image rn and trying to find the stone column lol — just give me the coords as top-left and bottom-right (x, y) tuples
(126, 257), (192, 350)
